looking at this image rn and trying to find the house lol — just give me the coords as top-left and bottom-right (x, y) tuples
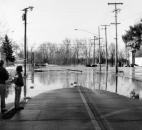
(129, 46), (142, 66)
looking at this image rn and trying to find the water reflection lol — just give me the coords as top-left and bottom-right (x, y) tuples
(105, 71), (108, 91)
(92, 72), (142, 99)
(115, 75), (118, 93)
(4, 66), (142, 109)
(31, 70), (34, 84)
(132, 67), (135, 78)
(92, 69), (96, 91)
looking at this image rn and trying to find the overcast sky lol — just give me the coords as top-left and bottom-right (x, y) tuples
(0, 0), (142, 49)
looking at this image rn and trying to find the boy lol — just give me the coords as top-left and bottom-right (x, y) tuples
(14, 66), (24, 110)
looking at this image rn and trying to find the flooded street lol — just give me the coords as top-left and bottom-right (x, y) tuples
(4, 66), (142, 108)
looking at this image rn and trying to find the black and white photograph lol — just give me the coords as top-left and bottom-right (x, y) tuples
(0, 0), (142, 129)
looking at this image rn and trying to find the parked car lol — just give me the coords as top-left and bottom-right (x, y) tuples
(86, 64), (97, 67)
(86, 64), (92, 67)
(91, 64), (97, 67)
(125, 64), (139, 67)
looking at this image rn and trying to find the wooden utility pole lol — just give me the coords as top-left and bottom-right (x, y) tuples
(98, 26), (101, 72)
(108, 2), (123, 73)
(22, 6), (33, 98)
(101, 25), (109, 71)
(92, 36), (98, 65)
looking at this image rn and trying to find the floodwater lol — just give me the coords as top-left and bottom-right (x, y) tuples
(3, 66), (142, 110)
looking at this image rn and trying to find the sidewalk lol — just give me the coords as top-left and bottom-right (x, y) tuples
(0, 87), (95, 130)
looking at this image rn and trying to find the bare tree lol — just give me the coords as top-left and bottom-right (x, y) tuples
(63, 38), (71, 64)
(118, 49), (127, 67)
(34, 38), (91, 65)
(108, 43), (115, 66)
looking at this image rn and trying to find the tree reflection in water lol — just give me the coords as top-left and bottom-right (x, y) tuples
(4, 66), (142, 107)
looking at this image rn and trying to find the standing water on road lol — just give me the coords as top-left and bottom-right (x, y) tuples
(3, 66), (142, 110)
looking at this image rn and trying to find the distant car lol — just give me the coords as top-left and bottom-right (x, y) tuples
(134, 64), (139, 66)
(91, 64), (97, 67)
(86, 64), (98, 67)
(86, 64), (92, 67)
(35, 63), (48, 67)
(125, 64), (139, 67)
(125, 64), (130, 67)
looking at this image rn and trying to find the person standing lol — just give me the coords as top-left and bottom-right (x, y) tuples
(14, 65), (24, 110)
(0, 60), (9, 113)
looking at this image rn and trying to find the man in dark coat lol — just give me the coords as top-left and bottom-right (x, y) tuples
(0, 60), (9, 113)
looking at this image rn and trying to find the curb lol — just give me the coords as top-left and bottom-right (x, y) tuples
(79, 86), (113, 130)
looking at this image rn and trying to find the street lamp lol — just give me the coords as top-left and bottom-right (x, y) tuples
(74, 29), (98, 36)
(22, 6), (34, 98)
(74, 29), (98, 66)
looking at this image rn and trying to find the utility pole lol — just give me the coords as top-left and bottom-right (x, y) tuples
(108, 2), (123, 73)
(98, 26), (101, 72)
(22, 6), (33, 98)
(92, 36), (98, 65)
(101, 25), (109, 71)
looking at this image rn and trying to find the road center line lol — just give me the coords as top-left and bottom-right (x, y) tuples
(77, 87), (101, 130)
